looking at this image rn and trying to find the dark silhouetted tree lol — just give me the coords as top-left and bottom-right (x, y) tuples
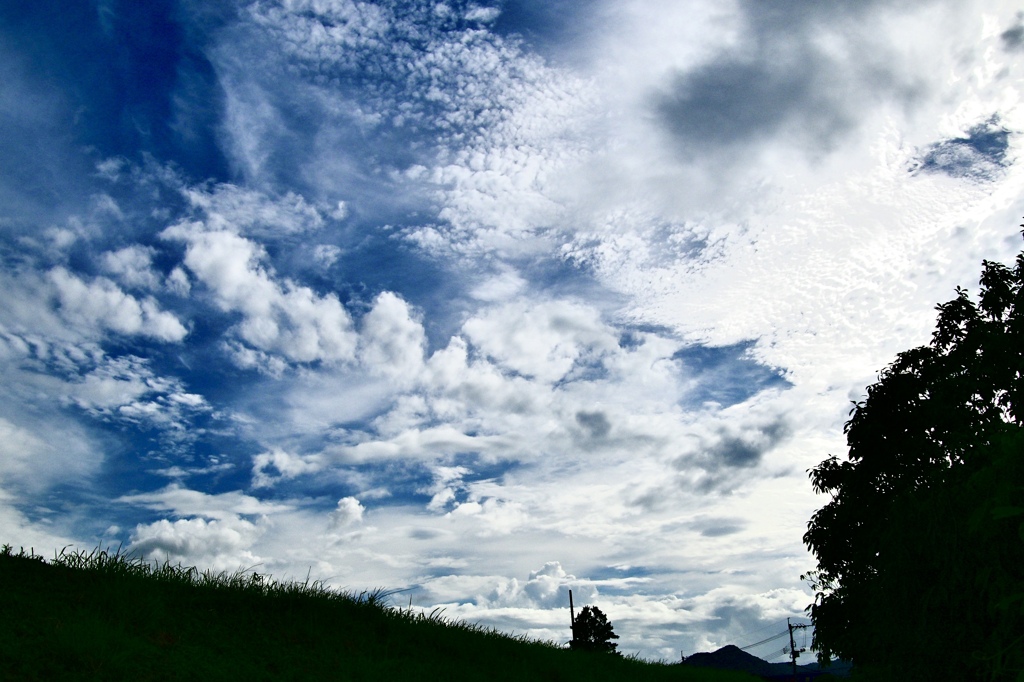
(571, 605), (620, 654)
(803, 227), (1024, 682)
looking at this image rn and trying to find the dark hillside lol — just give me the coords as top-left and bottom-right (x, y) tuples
(682, 645), (851, 679)
(0, 546), (758, 682)
(683, 646), (775, 678)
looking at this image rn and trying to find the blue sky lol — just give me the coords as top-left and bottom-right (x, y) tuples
(2, 0), (1023, 660)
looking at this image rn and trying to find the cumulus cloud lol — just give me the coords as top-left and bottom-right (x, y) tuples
(446, 495), (528, 536)
(48, 267), (188, 342)
(411, 563), (603, 627)
(162, 222), (359, 367)
(462, 300), (618, 383)
(358, 292), (427, 380)
(129, 516), (264, 573)
(469, 268), (526, 302)
(166, 267), (191, 296)
(487, 561), (597, 609)
(422, 464), (470, 512)
(313, 244), (343, 267)
(328, 496), (365, 529)
(101, 245), (161, 290)
(251, 447), (324, 488)
(422, 335), (529, 406)
(162, 197), (430, 378)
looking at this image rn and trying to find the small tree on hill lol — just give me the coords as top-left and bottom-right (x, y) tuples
(571, 605), (620, 654)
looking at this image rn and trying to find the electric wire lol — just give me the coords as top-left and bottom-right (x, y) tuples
(739, 630), (789, 651)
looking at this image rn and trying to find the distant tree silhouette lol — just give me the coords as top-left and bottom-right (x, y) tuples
(803, 227), (1024, 682)
(571, 605), (620, 654)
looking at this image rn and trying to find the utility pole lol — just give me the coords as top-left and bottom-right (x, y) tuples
(569, 589), (577, 648)
(787, 617), (808, 681)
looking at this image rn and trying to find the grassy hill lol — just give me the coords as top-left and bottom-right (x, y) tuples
(0, 545), (758, 681)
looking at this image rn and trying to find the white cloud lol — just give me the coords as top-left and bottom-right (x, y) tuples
(523, 563), (592, 604)
(358, 292), (426, 381)
(251, 447), (324, 488)
(328, 201), (348, 221)
(270, 368), (399, 435)
(162, 199), (429, 377)
(51, 354), (209, 440)
(152, 461), (234, 480)
(67, 355), (168, 408)
(334, 424), (502, 464)
(0, 415), (100, 493)
(464, 6), (500, 24)
(0, 334), (204, 490)
(313, 244), (342, 267)
(101, 245), (161, 290)
(0, 418), (48, 482)
(409, 563), (720, 656)
(162, 222), (359, 366)
(184, 184), (325, 237)
(468, 267), (526, 302)
(423, 464), (469, 512)
(217, 0), (595, 257)
(484, 562), (598, 610)
(166, 267), (191, 296)
(328, 496), (365, 529)
(129, 516), (264, 573)
(446, 496), (528, 536)
(119, 485), (293, 521)
(413, 64), (595, 257)
(421, 335), (536, 413)
(462, 300), (618, 384)
(48, 267), (188, 342)
(45, 227), (78, 251)
(0, 486), (79, 559)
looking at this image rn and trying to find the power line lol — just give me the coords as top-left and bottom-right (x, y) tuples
(738, 618), (790, 641)
(735, 618), (792, 648)
(739, 630), (790, 651)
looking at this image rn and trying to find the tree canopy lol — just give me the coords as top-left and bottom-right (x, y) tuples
(571, 605), (620, 654)
(803, 229), (1024, 682)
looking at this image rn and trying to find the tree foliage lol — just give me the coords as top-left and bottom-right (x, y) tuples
(804, 231), (1024, 682)
(571, 605), (620, 654)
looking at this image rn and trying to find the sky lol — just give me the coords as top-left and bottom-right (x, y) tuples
(1, 0), (1023, 662)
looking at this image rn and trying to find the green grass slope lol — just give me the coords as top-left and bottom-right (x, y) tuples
(0, 545), (757, 681)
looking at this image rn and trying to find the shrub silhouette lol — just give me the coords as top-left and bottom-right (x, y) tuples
(571, 605), (619, 654)
(803, 225), (1024, 682)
